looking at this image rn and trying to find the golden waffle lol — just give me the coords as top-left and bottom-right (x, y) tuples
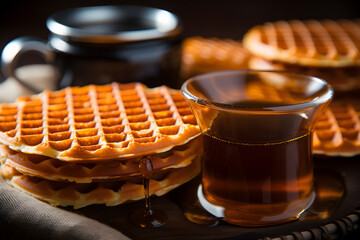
(0, 83), (200, 161)
(181, 37), (250, 79)
(0, 137), (202, 183)
(0, 156), (201, 209)
(313, 99), (360, 156)
(245, 80), (300, 104)
(249, 57), (360, 91)
(243, 19), (360, 67)
(241, 79), (360, 156)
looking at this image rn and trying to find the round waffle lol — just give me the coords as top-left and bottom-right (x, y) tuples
(249, 57), (360, 91)
(243, 19), (360, 67)
(0, 83), (200, 161)
(181, 37), (250, 79)
(313, 98), (360, 157)
(0, 137), (202, 183)
(0, 156), (201, 209)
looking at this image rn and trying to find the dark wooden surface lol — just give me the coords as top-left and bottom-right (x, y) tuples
(71, 156), (360, 240)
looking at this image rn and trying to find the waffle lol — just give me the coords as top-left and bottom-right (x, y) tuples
(0, 83), (200, 161)
(243, 79), (360, 156)
(243, 19), (360, 67)
(313, 98), (360, 156)
(245, 79), (301, 104)
(181, 37), (250, 79)
(0, 137), (202, 183)
(249, 57), (360, 91)
(0, 156), (201, 209)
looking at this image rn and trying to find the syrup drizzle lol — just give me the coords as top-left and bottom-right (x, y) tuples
(130, 156), (167, 228)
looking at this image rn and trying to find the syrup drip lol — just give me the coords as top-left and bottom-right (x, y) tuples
(130, 156), (167, 228)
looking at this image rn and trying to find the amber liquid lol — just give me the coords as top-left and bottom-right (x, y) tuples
(201, 108), (315, 226)
(130, 157), (167, 228)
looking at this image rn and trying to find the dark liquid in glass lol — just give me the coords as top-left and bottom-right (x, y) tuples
(201, 101), (315, 226)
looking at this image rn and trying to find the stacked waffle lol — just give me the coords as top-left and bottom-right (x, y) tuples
(0, 82), (202, 208)
(313, 98), (360, 157)
(181, 37), (250, 80)
(243, 19), (360, 157)
(238, 75), (360, 156)
(243, 19), (360, 92)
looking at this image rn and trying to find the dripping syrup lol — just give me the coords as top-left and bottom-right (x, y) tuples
(130, 156), (167, 228)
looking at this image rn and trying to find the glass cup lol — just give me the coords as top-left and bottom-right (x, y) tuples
(181, 70), (333, 226)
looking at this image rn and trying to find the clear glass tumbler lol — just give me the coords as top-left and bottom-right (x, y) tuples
(181, 70), (333, 226)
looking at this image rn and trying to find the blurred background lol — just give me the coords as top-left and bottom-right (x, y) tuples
(1, 0), (359, 48)
(1, 0), (359, 83)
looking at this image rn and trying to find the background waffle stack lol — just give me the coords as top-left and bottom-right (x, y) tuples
(181, 37), (251, 80)
(313, 98), (360, 157)
(0, 82), (202, 208)
(243, 19), (360, 92)
(243, 19), (360, 157)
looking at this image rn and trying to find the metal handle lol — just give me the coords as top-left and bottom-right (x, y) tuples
(1, 37), (54, 93)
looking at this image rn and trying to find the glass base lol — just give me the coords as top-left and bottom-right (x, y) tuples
(197, 185), (316, 227)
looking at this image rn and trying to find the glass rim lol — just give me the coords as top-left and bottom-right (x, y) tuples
(181, 69), (334, 112)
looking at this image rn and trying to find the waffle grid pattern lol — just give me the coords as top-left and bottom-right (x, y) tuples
(313, 99), (360, 156)
(245, 81), (297, 103)
(0, 157), (200, 209)
(243, 19), (360, 67)
(0, 83), (200, 161)
(181, 37), (250, 78)
(0, 137), (201, 183)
